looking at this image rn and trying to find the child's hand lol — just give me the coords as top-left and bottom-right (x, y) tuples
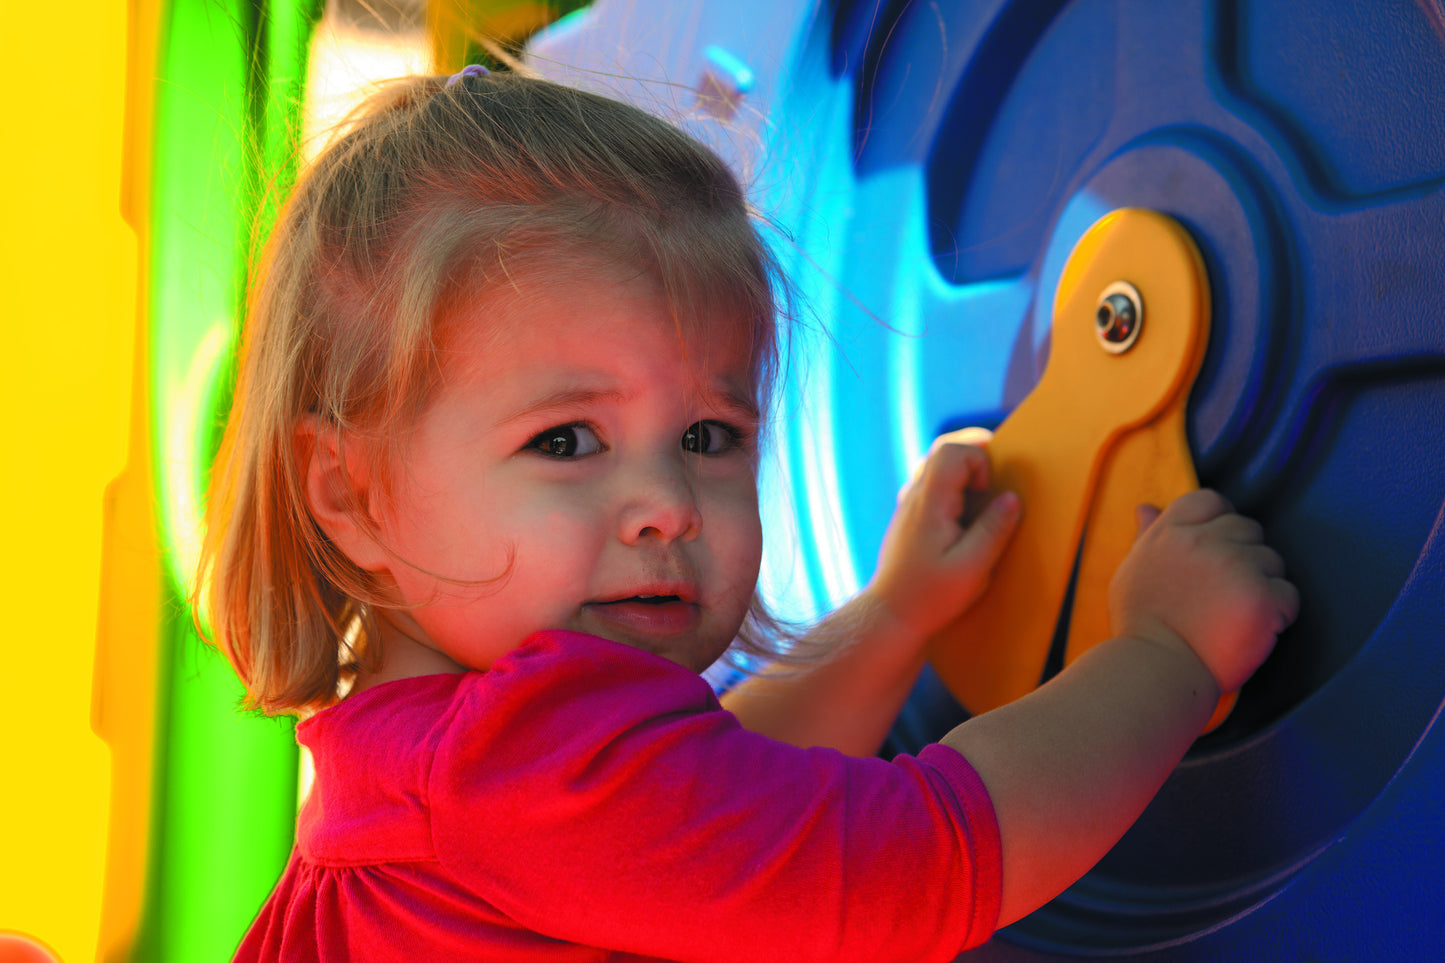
(1109, 489), (1299, 694)
(870, 429), (1022, 642)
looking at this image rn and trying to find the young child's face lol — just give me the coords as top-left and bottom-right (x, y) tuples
(365, 262), (764, 676)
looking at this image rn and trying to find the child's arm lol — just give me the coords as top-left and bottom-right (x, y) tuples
(722, 432), (1020, 755)
(943, 490), (1298, 926)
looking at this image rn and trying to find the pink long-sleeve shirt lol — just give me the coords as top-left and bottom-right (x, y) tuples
(234, 630), (1001, 961)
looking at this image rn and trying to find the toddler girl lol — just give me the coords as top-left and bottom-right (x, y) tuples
(199, 68), (1298, 962)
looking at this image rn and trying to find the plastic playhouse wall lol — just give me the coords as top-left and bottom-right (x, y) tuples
(2, 1), (1442, 960)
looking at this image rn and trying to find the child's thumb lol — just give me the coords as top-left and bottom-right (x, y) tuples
(1135, 503), (1162, 536)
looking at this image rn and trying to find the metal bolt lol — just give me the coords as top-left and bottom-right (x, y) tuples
(1095, 281), (1143, 354)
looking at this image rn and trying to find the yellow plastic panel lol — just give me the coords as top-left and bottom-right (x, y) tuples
(929, 210), (1220, 720)
(431, 0), (568, 70)
(0, 0), (140, 960)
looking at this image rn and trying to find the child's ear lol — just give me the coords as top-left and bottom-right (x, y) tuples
(295, 415), (391, 573)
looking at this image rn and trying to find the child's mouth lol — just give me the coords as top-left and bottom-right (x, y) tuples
(619, 595), (680, 605)
(586, 595), (698, 635)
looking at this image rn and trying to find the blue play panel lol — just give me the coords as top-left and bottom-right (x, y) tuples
(540, 0), (1445, 956)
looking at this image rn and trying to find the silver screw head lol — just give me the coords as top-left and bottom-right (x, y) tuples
(1095, 281), (1143, 354)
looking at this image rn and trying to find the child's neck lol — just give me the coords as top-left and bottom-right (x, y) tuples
(351, 612), (470, 696)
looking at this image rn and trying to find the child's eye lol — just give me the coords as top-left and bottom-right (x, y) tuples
(527, 423), (603, 458)
(681, 421), (740, 455)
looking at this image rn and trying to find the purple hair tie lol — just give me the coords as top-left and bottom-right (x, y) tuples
(446, 64), (490, 87)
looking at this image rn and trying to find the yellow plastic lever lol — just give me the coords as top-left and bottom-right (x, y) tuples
(928, 208), (1231, 728)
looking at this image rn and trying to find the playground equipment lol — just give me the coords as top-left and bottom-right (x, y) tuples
(540, 1), (1445, 956)
(5, 1), (1441, 959)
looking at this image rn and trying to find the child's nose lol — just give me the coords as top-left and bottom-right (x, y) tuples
(617, 456), (703, 544)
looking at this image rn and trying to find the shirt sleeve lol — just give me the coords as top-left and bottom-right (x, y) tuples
(428, 631), (1001, 963)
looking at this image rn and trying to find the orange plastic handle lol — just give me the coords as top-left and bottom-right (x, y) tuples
(928, 208), (1231, 728)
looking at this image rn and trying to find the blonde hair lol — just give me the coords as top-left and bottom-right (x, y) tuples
(198, 71), (792, 716)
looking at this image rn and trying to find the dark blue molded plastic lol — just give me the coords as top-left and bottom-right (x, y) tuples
(762, 0), (1445, 955)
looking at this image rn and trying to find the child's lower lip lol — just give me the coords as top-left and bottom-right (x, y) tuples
(585, 599), (699, 635)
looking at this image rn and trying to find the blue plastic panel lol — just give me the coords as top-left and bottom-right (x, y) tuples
(782, 1), (1445, 955)
(535, 0), (1445, 956)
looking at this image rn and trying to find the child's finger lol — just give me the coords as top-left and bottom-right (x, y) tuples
(1167, 488), (1235, 525)
(1271, 577), (1302, 631)
(1209, 512), (1266, 545)
(929, 436), (992, 487)
(923, 429), (994, 486)
(952, 489), (1021, 567)
(900, 431), (991, 505)
(1134, 503), (1162, 536)
(1250, 544), (1288, 579)
(933, 425), (995, 451)
(915, 443), (993, 521)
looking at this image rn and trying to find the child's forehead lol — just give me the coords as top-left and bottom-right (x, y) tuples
(445, 258), (760, 361)
(435, 261), (764, 400)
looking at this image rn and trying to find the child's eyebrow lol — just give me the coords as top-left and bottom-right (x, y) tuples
(499, 382), (760, 427)
(709, 386), (762, 425)
(499, 386), (629, 426)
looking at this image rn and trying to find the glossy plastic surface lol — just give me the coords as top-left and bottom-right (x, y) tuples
(538, 0), (1445, 955)
(799, 1), (1445, 953)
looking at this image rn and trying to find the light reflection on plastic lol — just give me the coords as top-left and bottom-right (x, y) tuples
(882, 169), (934, 486)
(1030, 189), (1114, 360)
(755, 66), (863, 627)
(161, 320), (235, 597)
